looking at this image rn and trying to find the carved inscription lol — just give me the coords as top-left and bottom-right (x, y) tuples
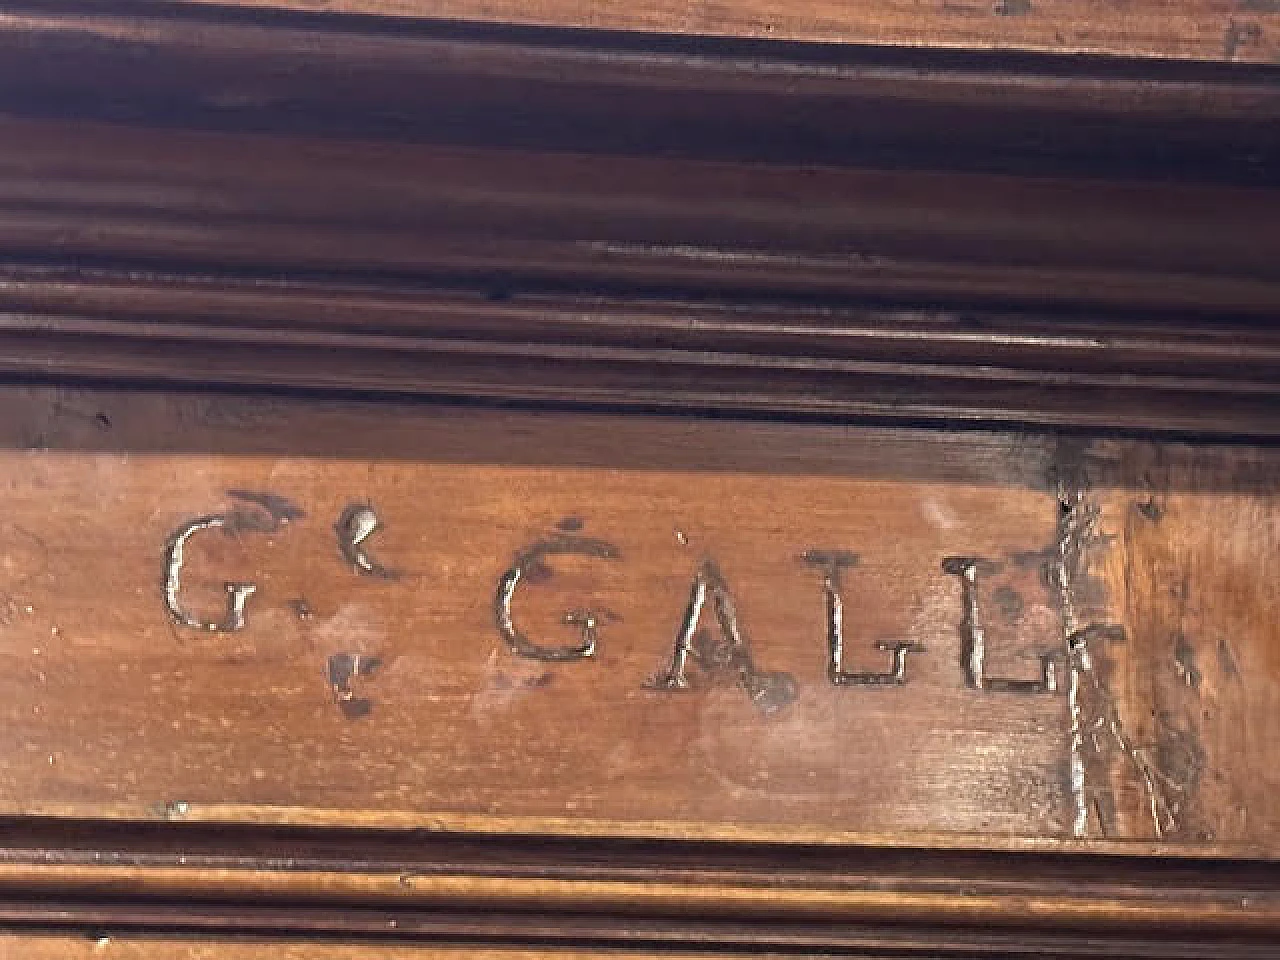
(496, 532), (622, 660)
(942, 556), (1059, 694)
(157, 490), (1127, 733)
(648, 559), (797, 714)
(162, 490), (304, 632)
(803, 549), (925, 685)
(336, 503), (399, 579)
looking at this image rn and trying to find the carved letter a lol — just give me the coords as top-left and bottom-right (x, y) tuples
(648, 559), (796, 715)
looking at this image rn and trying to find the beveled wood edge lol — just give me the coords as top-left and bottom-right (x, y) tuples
(0, 864), (1273, 930)
(0, 814), (1277, 952)
(166, 0), (1280, 67)
(7, 803), (1280, 857)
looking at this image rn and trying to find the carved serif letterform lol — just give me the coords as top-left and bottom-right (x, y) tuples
(163, 490), (304, 632)
(649, 559), (797, 714)
(496, 531), (622, 660)
(942, 555), (1058, 693)
(802, 549), (925, 685)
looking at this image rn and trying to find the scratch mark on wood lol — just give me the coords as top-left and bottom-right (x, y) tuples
(1218, 637), (1241, 680)
(1174, 634), (1204, 692)
(1049, 469), (1133, 838)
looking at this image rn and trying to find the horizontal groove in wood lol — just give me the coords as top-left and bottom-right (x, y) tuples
(0, 268), (1276, 437)
(0, 822), (1277, 940)
(0, 864), (1274, 931)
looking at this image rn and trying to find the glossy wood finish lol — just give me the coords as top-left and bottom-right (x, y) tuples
(0, 387), (1273, 850)
(5, 928), (1279, 960)
(0, 387), (1277, 954)
(2, 3), (1279, 957)
(1, 3), (1279, 436)
(170, 0), (1280, 63)
(2, 265), (1279, 436)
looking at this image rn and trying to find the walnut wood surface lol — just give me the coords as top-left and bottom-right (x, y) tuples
(0, 388), (1276, 953)
(8, 942), (1280, 960)
(0, 386), (1273, 854)
(9, 943), (643, 959)
(7, 939), (1259, 960)
(2, 4), (1278, 954)
(169, 0), (1280, 63)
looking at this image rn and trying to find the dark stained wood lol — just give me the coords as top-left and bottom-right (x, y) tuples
(0, 6), (1276, 436)
(5, 6), (1280, 187)
(4, 114), (1278, 316)
(0, 265), (1278, 436)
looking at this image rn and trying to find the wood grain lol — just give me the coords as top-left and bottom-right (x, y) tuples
(12, 942), (797, 960)
(7, 7), (1280, 188)
(3, 4), (1278, 953)
(0, 387), (1275, 857)
(9, 942), (638, 960)
(169, 0), (1280, 63)
(2, 936), (1277, 960)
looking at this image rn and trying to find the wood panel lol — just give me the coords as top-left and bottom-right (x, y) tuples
(0, 387), (1274, 857)
(170, 0), (1280, 63)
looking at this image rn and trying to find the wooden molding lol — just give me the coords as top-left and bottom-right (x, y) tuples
(0, 4), (1277, 434)
(0, 265), (1278, 436)
(0, 819), (1278, 955)
(0, 5), (1277, 956)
